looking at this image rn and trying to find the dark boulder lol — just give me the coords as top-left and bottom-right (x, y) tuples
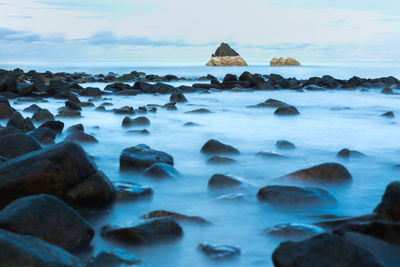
(252, 98), (288, 108)
(114, 106), (135, 115)
(38, 120), (64, 134)
(142, 163), (179, 178)
(265, 223), (324, 239)
(381, 87), (394, 94)
(208, 174), (242, 189)
(131, 116), (150, 126)
(256, 151), (285, 158)
(28, 128), (56, 145)
(212, 42), (239, 57)
(120, 144), (174, 171)
(170, 91), (187, 103)
(66, 123), (84, 133)
(0, 229), (82, 267)
(65, 101), (82, 111)
(100, 218), (183, 244)
(198, 243), (240, 259)
(272, 233), (382, 267)
(82, 87), (101, 96)
(0, 133), (41, 159)
(86, 249), (141, 267)
(32, 108), (54, 122)
(374, 181), (400, 221)
(64, 132), (98, 144)
(0, 126), (22, 137)
(200, 139), (240, 154)
(282, 162), (352, 183)
(57, 107), (81, 118)
(0, 194), (94, 251)
(337, 148), (366, 158)
(23, 104), (41, 113)
(274, 105), (300, 115)
(126, 129), (150, 135)
(381, 111), (394, 118)
(276, 140), (295, 149)
(7, 112), (35, 133)
(114, 181), (153, 201)
(185, 108), (211, 114)
(141, 210), (209, 224)
(0, 103), (13, 119)
(207, 156), (236, 164)
(257, 185), (337, 205)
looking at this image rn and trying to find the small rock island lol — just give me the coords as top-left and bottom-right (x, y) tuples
(206, 43), (248, 66)
(270, 57), (301, 66)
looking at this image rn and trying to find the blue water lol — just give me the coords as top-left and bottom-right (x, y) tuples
(2, 62), (400, 266)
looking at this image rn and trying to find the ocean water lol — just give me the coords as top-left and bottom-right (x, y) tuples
(2, 62), (400, 266)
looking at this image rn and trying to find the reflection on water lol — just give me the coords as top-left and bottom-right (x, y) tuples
(7, 88), (400, 266)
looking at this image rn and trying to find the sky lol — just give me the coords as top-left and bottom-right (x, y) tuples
(0, 0), (399, 62)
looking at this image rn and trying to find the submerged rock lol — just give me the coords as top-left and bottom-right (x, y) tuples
(276, 140), (296, 149)
(86, 249), (142, 267)
(114, 181), (153, 201)
(208, 174), (242, 189)
(265, 223), (324, 239)
(198, 243), (240, 259)
(120, 144), (174, 171)
(185, 108), (211, 114)
(270, 57), (301, 66)
(141, 210), (209, 224)
(274, 105), (300, 115)
(282, 162), (352, 183)
(170, 92), (187, 103)
(142, 163), (179, 178)
(337, 148), (366, 158)
(0, 194), (94, 251)
(381, 111), (395, 118)
(206, 43), (247, 66)
(381, 87), (394, 94)
(207, 156), (237, 164)
(200, 139), (240, 154)
(100, 218), (183, 244)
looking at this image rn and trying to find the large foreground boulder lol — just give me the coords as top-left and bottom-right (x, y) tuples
(120, 144), (174, 172)
(0, 194), (94, 251)
(282, 162), (352, 183)
(0, 133), (41, 160)
(206, 43), (247, 66)
(0, 142), (115, 208)
(374, 181), (400, 221)
(272, 233), (382, 267)
(0, 229), (82, 267)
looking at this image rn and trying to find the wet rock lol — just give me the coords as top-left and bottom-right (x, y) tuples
(179, 85), (197, 93)
(170, 92), (187, 103)
(207, 156), (236, 164)
(0, 133), (41, 159)
(114, 181), (153, 201)
(185, 108), (211, 114)
(0, 96), (11, 107)
(276, 140), (296, 149)
(7, 112), (35, 133)
(131, 116), (150, 126)
(208, 174), (242, 189)
(200, 139), (240, 154)
(0, 142), (115, 208)
(23, 104), (41, 113)
(256, 151), (285, 158)
(95, 105), (105, 111)
(198, 243), (240, 259)
(374, 181), (400, 221)
(381, 87), (394, 94)
(0, 229), (83, 267)
(126, 129), (150, 135)
(64, 132), (98, 144)
(28, 128), (56, 145)
(337, 148), (366, 158)
(100, 218), (183, 244)
(38, 120), (64, 134)
(314, 214), (379, 230)
(82, 87), (101, 96)
(65, 100), (82, 111)
(265, 223), (324, 239)
(143, 162), (179, 178)
(270, 57), (301, 66)
(0, 126), (22, 137)
(0, 103), (13, 119)
(272, 233), (382, 267)
(115, 89), (141, 96)
(120, 144), (174, 171)
(257, 185), (337, 205)
(163, 102), (177, 110)
(57, 107), (81, 117)
(381, 111), (394, 118)
(282, 162), (352, 183)
(86, 249), (142, 267)
(141, 210), (209, 224)
(114, 106), (135, 115)
(66, 123), (84, 133)
(183, 121), (199, 127)
(80, 102), (95, 107)
(32, 108), (54, 122)
(0, 194), (94, 251)
(274, 105), (300, 115)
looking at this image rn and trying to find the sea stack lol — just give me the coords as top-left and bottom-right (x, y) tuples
(270, 57), (301, 66)
(206, 43), (247, 66)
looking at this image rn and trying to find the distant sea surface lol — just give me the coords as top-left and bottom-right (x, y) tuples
(1, 61), (400, 80)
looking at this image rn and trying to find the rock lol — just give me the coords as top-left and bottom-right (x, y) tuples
(141, 210), (209, 224)
(185, 108), (211, 114)
(381, 87), (394, 94)
(66, 123), (84, 133)
(120, 144), (174, 171)
(28, 128), (56, 145)
(337, 148), (366, 158)
(251, 98), (289, 108)
(114, 106), (135, 115)
(100, 218), (183, 244)
(65, 100), (82, 111)
(200, 139), (240, 154)
(82, 87), (101, 96)
(257, 185), (337, 205)
(212, 43), (239, 57)
(64, 132), (98, 144)
(183, 122), (199, 127)
(207, 156), (236, 164)
(114, 181), (153, 201)
(270, 57), (301, 66)
(95, 105), (106, 111)
(0, 103), (13, 119)
(23, 104), (41, 113)
(170, 92), (187, 103)
(0, 194), (94, 251)
(314, 214), (379, 230)
(0, 134), (41, 159)
(126, 129), (150, 135)
(0, 229), (83, 267)
(0, 142), (115, 208)
(208, 174), (242, 189)
(57, 107), (81, 118)
(163, 102), (177, 110)
(131, 116), (150, 126)
(142, 163), (179, 178)
(256, 151), (285, 158)
(282, 162), (352, 183)
(276, 140), (296, 149)
(198, 243), (240, 259)
(206, 43), (247, 66)
(272, 233), (382, 267)
(32, 108), (54, 122)
(7, 112), (35, 133)
(0, 96), (10, 107)
(0, 126), (22, 137)
(274, 105), (300, 115)
(381, 111), (394, 118)
(79, 102), (95, 107)
(265, 223), (324, 239)
(38, 120), (64, 134)
(86, 249), (142, 267)
(374, 181), (400, 221)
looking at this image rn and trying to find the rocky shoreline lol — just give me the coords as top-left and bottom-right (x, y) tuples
(0, 66), (399, 266)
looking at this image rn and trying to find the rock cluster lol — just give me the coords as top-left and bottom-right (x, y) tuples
(270, 57), (301, 66)
(206, 43), (248, 66)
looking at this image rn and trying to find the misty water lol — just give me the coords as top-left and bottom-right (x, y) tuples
(3, 62), (400, 266)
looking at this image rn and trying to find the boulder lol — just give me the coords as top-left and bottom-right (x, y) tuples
(337, 148), (365, 158)
(252, 98), (289, 108)
(114, 106), (135, 115)
(212, 43), (239, 57)
(142, 163), (179, 178)
(0, 142), (115, 208)
(65, 101), (81, 111)
(0, 229), (83, 267)
(257, 185), (337, 205)
(265, 223), (324, 239)
(208, 174), (242, 189)
(141, 210), (209, 224)
(374, 181), (400, 221)
(0, 103), (13, 119)
(256, 151), (285, 158)
(270, 57), (301, 66)
(28, 127), (56, 145)
(114, 181), (153, 201)
(282, 162), (352, 183)
(381, 87), (394, 94)
(0, 126), (22, 137)
(200, 139), (240, 154)
(0, 133), (41, 159)
(23, 104), (41, 113)
(170, 92), (187, 103)
(381, 111), (394, 118)
(274, 105), (300, 115)
(207, 156), (236, 164)
(86, 249), (141, 267)
(120, 144), (174, 171)
(100, 218), (183, 244)
(0, 194), (94, 251)
(32, 108), (54, 122)
(198, 243), (240, 259)
(57, 107), (81, 118)
(64, 132), (98, 144)
(66, 123), (84, 133)
(272, 233), (382, 267)
(276, 140), (296, 149)
(185, 108), (211, 114)
(38, 120), (64, 134)
(82, 87), (101, 96)
(7, 112), (35, 133)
